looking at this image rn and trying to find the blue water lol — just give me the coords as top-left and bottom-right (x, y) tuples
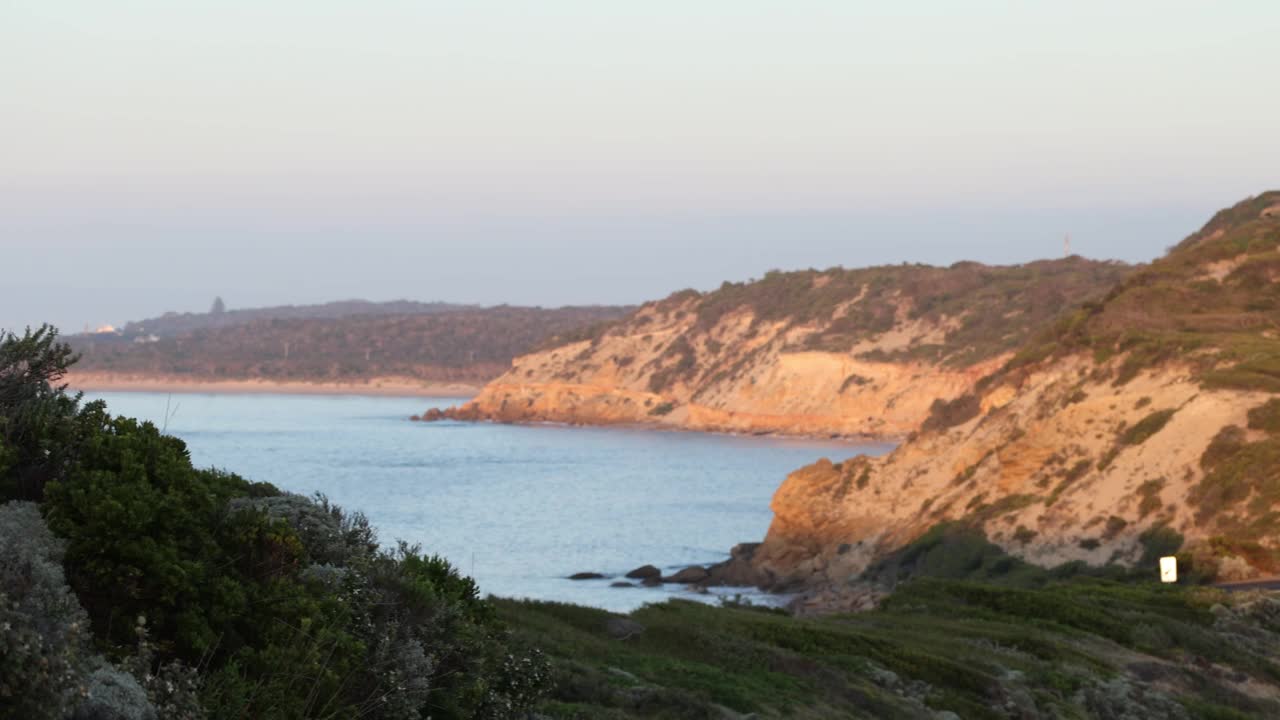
(87, 392), (892, 611)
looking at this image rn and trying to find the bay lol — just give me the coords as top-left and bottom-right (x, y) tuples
(88, 391), (892, 611)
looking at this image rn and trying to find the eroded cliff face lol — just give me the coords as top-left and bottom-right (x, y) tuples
(748, 192), (1280, 589)
(440, 258), (1128, 438)
(448, 303), (1005, 438)
(751, 358), (1277, 588)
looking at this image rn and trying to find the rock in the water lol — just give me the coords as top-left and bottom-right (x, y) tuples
(610, 581), (634, 588)
(605, 617), (646, 640)
(625, 564), (661, 580)
(641, 576), (662, 586)
(663, 566), (709, 584)
(568, 572), (606, 580)
(704, 543), (769, 587)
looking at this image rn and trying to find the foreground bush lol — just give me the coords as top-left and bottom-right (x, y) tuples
(1, 326), (548, 719)
(0, 501), (91, 717)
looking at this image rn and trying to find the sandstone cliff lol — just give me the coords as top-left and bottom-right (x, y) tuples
(435, 258), (1128, 438)
(749, 192), (1280, 589)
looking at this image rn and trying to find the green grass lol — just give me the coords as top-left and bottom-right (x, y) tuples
(498, 573), (1280, 719)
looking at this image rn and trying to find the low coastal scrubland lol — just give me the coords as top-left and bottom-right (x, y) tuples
(6, 326), (1280, 719)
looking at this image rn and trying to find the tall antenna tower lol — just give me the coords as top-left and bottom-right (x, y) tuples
(1063, 233), (1072, 258)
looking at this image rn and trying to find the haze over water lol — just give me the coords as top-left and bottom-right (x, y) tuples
(90, 391), (891, 612)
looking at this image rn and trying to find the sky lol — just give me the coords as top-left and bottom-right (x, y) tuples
(2, 1), (1278, 332)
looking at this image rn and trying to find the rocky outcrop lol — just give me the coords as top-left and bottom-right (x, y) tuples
(745, 192), (1280, 589)
(430, 259), (1129, 438)
(663, 566), (710, 584)
(624, 564), (661, 580)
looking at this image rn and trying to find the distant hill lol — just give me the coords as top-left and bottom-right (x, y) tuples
(440, 257), (1131, 436)
(67, 303), (631, 387)
(113, 299), (475, 338)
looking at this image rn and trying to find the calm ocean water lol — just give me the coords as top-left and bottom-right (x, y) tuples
(87, 392), (891, 611)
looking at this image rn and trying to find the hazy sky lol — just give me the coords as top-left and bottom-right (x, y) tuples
(3, 1), (1278, 332)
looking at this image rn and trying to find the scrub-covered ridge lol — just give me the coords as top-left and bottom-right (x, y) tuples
(437, 257), (1129, 437)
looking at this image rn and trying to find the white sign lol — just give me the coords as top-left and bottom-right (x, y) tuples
(1159, 556), (1178, 583)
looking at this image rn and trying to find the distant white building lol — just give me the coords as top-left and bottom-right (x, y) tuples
(93, 325), (118, 334)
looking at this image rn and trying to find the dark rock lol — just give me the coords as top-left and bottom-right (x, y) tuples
(663, 566), (709, 584)
(641, 576), (662, 587)
(703, 543), (769, 587)
(568, 572), (606, 580)
(417, 408), (450, 422)
(1126, 661), (1173, 683)
(610, 581), (634, 588)
(625, 564), (661, 580)
(605, 617), (645, 640)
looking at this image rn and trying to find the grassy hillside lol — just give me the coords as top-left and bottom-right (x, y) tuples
(502, 576), (1280, 719)
(1002, 191), (1280, 390)
(68, 304), (630, 385)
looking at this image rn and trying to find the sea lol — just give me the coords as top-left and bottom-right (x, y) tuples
(87, 391), (892, 612)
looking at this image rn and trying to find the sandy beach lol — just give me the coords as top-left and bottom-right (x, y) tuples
(65, 372), (481, 398)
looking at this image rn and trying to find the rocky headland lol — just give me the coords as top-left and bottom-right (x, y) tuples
(425, 257), (1130, 438)
(732, 192), (1280, 599)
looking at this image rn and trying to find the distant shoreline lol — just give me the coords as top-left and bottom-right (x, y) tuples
(64, 372), (481, 398)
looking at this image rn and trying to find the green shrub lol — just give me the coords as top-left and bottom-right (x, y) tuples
(1047, 459), (1092, 505)
(1102, 516), (1129, 540)
(1137, 478), (1167, 518)
(649, 401), (677, 416)
(1247, 398), (1280, 433)
(1137, 526), (1185, 566)
(921, 393), (982, 433)
(1120, 408), (1177, 446)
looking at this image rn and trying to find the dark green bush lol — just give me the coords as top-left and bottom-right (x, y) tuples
(2, 326), (549, 719)
(649, 401), (677, 416)
(1120, 408), (1177, 446)
(1247, 398), (1280, 433)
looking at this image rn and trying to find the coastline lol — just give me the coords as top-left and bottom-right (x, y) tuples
(64, 372), (482, 398)
(423, 414), (902, 445)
